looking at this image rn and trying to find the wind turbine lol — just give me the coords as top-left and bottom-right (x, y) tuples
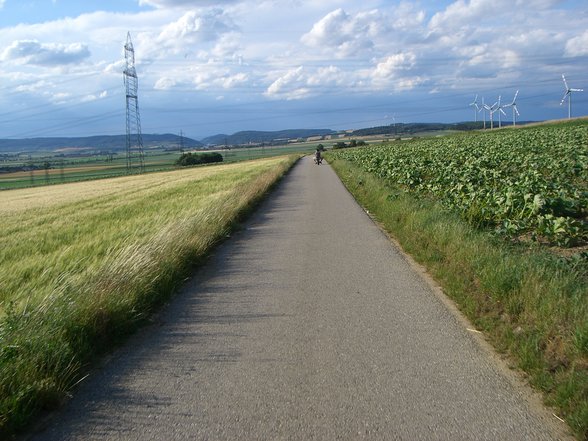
(502, 90), (520, 126)
(484, 99), (498, 129)
(469, 95), (480, 122)
(560, 74), (584, 119)
(496, 95), (507, 129)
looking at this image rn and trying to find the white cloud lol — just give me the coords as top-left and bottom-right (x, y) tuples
(1, 40), (91, 66)
(104, 59), (126, 75)
(265, 66), (310, 100)
(14, 80), (52, 93)
(157, 9), (235, 46)
(126, 8), (240, 65)
(171, 67), (249, 91)
(373, 53), (416, 77)
(221, 72), (248, 89)
(457, 44), (520, 70)
(369, 52), (422, 90)
(190, 69), (215, 90)
(565, 30), (588, 57)
(301, 8), (386, 57)
(307, 66), (345, 87)
(139, 0), (239, 8)
(429, 0), (560, 30)
(81, 90), (108, 103)
(210, 32), (243, 62)
(264, 65), (349, 100)
(429, 0), (493, 30)
(389, 2), (426, 31)
(154, 76), (177, 90)
(49, 91), (72, 104)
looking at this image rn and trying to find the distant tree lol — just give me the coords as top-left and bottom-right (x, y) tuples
(332, 142), (347, 149)
(176, 152), (223, 167)
(316, 144), (325, 151)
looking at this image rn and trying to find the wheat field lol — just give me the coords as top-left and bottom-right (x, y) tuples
(0, 155), (297, 435)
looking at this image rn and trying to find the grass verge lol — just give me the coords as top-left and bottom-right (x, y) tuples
(0, 155), (298, 438)
(328, 156), (588, 440)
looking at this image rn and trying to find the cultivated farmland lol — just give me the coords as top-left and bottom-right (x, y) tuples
(330, 120), (588, 247)
(0, 143), (319, 190)
(0, 155), (297, 435)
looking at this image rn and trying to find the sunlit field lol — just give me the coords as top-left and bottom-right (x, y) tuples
(0, 143), (319, 190)
(0, 155), (297, 436)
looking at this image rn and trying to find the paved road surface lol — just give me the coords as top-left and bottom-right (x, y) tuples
(32, 157), (570, 440)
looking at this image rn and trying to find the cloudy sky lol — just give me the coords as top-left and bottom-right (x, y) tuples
(0, 0), (587, 140)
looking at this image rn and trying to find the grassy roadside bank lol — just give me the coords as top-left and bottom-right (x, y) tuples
(328, 157), (587, 440)
(0, 155), (298, 437)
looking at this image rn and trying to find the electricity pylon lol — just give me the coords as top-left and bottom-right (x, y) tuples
(123, 32), (144, 173)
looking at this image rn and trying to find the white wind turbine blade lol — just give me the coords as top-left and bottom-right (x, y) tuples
(562, 74), (569, 91)
(496, 96), (504, 127)
(561, 90), (570, 106)
(469, 94), (480, 121)
(511, 90), (519, 105)
(512, 103), (520, 126)
(570, 88), (584, 92)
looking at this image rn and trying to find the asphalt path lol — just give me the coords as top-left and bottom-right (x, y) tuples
(31, 156), (570, 440)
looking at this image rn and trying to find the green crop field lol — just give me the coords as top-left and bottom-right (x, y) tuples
(0, 155), (297, 436)
(330, 120), (588, 248)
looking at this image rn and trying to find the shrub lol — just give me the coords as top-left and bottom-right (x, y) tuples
(176, 152), (223, 167)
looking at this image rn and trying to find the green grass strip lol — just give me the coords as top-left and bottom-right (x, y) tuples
(328, 156), (588, 440)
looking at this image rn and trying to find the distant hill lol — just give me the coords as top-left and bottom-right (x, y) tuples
(201, 129), (335, 146)
(350, 121), (538, 137)
(350, 122), (476, 137)
(0, 134), (202, 154)
(0, 121), (541, 154)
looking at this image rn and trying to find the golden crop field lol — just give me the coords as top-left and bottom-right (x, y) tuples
(0, 157), (294, 309)
(0, 155), (298, 436)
